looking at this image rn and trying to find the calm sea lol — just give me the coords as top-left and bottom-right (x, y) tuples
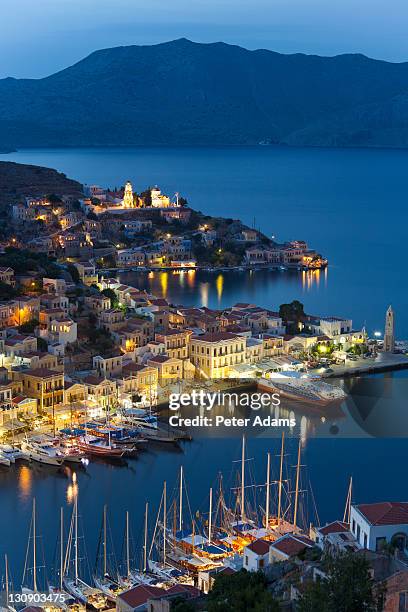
(0, 146), (407, 587)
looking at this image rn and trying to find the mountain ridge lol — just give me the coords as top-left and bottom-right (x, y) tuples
(1, 38), (408, 148)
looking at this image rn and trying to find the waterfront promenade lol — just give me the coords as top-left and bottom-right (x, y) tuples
(323, 352), (408, 378)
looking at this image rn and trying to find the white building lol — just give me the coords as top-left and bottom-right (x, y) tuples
(243, 539), (272, 572)
(49, 317), (77, 346)
(350, 502), (408, 552)
(150, 186), (171, 208)
(116, 248), (146, 267)
(305, 316), (353, 338)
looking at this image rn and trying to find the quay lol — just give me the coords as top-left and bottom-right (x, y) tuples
(322, 352), (408, 378)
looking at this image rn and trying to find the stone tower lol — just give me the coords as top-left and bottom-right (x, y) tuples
(123, 181), (134, 208)
(383, 305), (395, 352)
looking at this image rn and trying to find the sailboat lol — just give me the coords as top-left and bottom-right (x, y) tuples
(1, 554), (16, 612)
(118, 508), (156, 587)
(93, 505), (123, 600)
(21, 499), (46, 595)
(48, 508), (79, 610)
(63, 495), (107, 608)
(147, 481), (188, 583)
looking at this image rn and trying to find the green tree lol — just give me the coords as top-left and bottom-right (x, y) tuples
(18, 318), (39, 334)
(101, 288), (119, 309)
(170, 597), (196, 611)
(207, 570), (280, 612)
(279, 300), (305, 334)
(37, 337), (48, 352)
(298, 552), (386, 612)
(67, 263), (81, 284)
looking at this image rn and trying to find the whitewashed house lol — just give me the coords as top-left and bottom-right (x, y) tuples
(350, 502), (408, 552)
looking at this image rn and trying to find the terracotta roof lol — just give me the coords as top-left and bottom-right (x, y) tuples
(192, 332), (240, 343)
(272, 534), (314, 557)
(118, 584), (164, 608)
(24, 368), (60, 378)
(355, 502), (408, 526)
(319, 521), (349, 536)
(83, 375), (104, 385)
(148, 355), (171, 363)
(247, 539), (271, 555)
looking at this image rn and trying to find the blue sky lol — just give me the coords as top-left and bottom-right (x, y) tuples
(1, 0), (407, 78)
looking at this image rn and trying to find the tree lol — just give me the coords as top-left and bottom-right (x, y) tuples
(67, 263), (80, 284)
(47, 194), (62, 204)
(101, 288), (119, 309)
(279, 300), (305, 334)
(140, 188), (152, 207)
(207, 570), (280, 612)
(297, 551), (386, 612)
(170, 597), (196, 611)
(18, 318), (39, 334)
(37, 337), (48, 352)
(0, 280), (18, 300)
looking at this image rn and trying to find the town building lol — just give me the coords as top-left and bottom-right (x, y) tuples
(350, 502), (408, 552)
(189, 332), (246, 378)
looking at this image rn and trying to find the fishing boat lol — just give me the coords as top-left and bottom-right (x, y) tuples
(77, 436), (126, 458)
(21, 438), (64, 466)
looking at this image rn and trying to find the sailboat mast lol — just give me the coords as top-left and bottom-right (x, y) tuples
(103, 505), (107, 576)
(208, 488), (213, 544)
(293, 439), (301, 529)
(241, 435), (245, 522)
(277, 432), (285, 525)
(343, 476), (353, 524)
(33, 498), (37, 592)
(266, 452), (271, 528)
(126, 511), (130, 578)
(5, 554), (9, 606)
(143, 502), (148, 573)
(179, 465), (183, 532)
(60, 507), (64, 591)
(163, 482), (167, 566)
(74, 495), (78, 584)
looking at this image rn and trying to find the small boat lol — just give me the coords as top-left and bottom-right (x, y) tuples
(0, 451), (11, 467)
(93, 575), (123, 601)
(21, 439), (64, 466)
(78, 436), (126, 458)
(55, 437), (87, 464)
(0, 443), (25, 463)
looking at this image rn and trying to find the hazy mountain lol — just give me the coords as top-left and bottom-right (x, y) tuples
(1, 38), (408, 148)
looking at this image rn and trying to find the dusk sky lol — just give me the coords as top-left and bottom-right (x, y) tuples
(1, 0), (408, 78)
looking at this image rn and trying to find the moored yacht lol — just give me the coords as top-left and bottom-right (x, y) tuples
(21, 439), (64, 466)
(0, 443), (25, 463)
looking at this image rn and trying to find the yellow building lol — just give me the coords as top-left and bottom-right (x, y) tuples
(122, 181), (135, 208)
(120, 362), (159, 394)
(147, 355), (184, 384)
(20, 368), (64, 412)
(189, 332), (247, 379)
(155, 329), (192, 360)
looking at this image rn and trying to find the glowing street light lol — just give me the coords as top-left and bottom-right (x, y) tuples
(374, 331), (382, 338)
